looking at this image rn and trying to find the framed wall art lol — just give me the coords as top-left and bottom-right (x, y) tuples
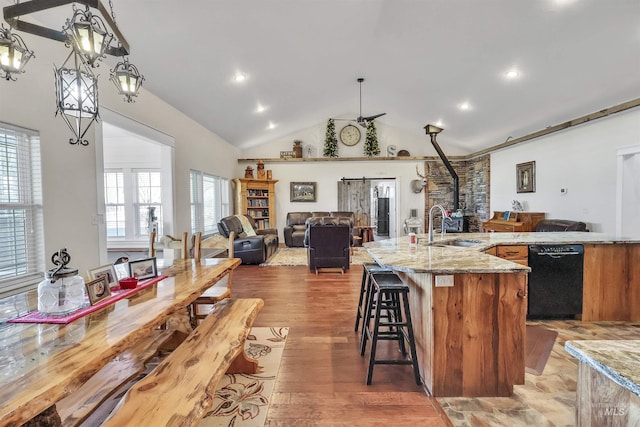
(128, 257), (158, 280)
(516, 161), (536, 193)
(290, 182), (317, 202)
(85, 275), (111, 305)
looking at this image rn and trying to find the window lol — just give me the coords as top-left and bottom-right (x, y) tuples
(0, 124), (44, 297)
(135, 170), (162, 237)
(104, 168), (162, 242)
(190, 170), (229, 235)
(104, 172), (125, 237)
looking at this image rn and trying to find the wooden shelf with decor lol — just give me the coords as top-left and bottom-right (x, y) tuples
(482, 211), (545, 232)
(232, 178), (278, 230)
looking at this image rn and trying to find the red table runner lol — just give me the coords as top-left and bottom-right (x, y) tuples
(8, 275), (168, 324)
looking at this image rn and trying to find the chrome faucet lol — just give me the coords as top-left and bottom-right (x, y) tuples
(428, 204), (447, 244)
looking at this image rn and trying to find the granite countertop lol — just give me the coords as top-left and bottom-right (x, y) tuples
(363, 232), (639, 274)
(565, 340), (640, 397)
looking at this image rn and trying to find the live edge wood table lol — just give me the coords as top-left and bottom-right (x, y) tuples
(0, 257), (240, 426)
(364, 232), (640, 398)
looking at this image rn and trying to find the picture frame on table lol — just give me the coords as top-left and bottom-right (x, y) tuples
(85, 276), (111, 305)
(290, 182), (316, 202)
(113, 256), (130, 281)
(128, 257), (158, 280)
(516, 161), (536, 193)
(88, 264), (118, 289)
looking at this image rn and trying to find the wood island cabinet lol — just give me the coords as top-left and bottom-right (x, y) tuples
(482, 211), (545, 232)
(233, 178), (278, 230)
(496, 245), (528, 266)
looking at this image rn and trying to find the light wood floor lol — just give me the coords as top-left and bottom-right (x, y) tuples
(232, 264), (452, 427)
(233, 264), (640, 427)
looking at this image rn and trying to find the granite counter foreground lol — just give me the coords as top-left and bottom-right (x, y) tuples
(565, 340), (640, 426)
(565, 340), (640, 396)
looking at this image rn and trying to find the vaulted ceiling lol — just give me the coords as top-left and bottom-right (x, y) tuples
(4, 0), (640, 154)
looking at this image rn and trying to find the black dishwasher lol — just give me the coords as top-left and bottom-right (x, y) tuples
(527, 244), (584, 319)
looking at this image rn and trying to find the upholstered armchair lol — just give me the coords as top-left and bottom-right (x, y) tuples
(217, 214), (279, 264)
(284, 211), (358, 247)
(304, 217), (352, 274)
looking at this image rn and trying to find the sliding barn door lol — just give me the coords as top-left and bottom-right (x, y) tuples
(337, 180), (371, 227)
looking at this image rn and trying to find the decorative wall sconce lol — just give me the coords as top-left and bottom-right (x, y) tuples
(2, 0), (144, 145)
(0, 24), (34, 80)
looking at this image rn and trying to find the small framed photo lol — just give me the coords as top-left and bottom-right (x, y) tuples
(88, 264), (118, 288)
(128, 257), (158, 280)
(290, 182), (316, 202)
(516, 161), (536, 193)
(85, 275), (111, 305)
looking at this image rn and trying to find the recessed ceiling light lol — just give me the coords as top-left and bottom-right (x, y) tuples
(458, 102), (471, 111)
(435, 120), (444, 127)
(267, 121), (276, 130)
(256, 104), (265, 113)
(505, 70), (520, 79)
(233, 73), (247, 82)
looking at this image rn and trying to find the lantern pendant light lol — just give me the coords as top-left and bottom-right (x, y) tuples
(110, 57), (144, 102)
(0, 24), (34, 81)
(55, 50), (99, 146)
(64, 4), (114, 67)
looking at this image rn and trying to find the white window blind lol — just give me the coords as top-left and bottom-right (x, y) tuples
(190, 170), (229, 235)
(0, 124), (44, 298)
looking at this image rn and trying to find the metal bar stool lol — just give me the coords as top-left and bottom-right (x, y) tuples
(354, 263), (392, 334)
(361, 272), (421, 386)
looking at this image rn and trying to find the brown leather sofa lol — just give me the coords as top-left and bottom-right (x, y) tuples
(217, 214), (279, 264)
(535, 219), (588, 232)
(304, 216), (352, 273)
(284, 211), (357, 247)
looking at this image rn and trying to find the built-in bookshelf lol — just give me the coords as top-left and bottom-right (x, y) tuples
(232, 178), (278, 230)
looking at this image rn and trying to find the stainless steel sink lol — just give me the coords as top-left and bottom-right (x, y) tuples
(431, 239), (483, 249)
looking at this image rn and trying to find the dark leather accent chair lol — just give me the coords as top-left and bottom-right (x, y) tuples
(283, 212), (313, 247)
(304, 217), (352, 274)
(284, 211), (358, 247)
(217, 214), (279, 264)
(535, 219), (588, 232)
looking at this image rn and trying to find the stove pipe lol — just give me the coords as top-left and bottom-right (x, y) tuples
(429, 133), (459, 211)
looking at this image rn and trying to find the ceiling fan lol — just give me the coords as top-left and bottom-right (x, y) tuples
(333, 78), (386, 127)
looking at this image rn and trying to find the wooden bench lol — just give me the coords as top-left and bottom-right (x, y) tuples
(101, 297), (264, 426)
(56, 329), (183, 426)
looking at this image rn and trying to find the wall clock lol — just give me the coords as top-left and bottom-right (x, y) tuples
(339, 124), (361, 146)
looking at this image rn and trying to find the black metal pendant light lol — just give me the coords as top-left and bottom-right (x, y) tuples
(2, 0), (145, 145)
(0, 24), (34, 80)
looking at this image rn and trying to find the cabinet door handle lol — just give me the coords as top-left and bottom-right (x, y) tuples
(517, 289), (527, 298)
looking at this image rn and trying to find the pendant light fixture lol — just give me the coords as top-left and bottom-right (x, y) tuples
(3, 0), (145, 145)
(0, 24), (34, 80)
(64, 4), (114, 67)
(110, 57), (144, 103)
(55, 50), (99, 146)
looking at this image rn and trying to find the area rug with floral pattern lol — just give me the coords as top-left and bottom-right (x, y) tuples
(197, 327), (289, 427)
(260, 247), (373, 266)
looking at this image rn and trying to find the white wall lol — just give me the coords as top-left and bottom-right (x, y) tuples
(490, 108), (640, 233)
(236, 159), (427, 242)
(0, 34), (239, 275)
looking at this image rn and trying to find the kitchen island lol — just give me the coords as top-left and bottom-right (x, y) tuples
(364, 232), (640, 397)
